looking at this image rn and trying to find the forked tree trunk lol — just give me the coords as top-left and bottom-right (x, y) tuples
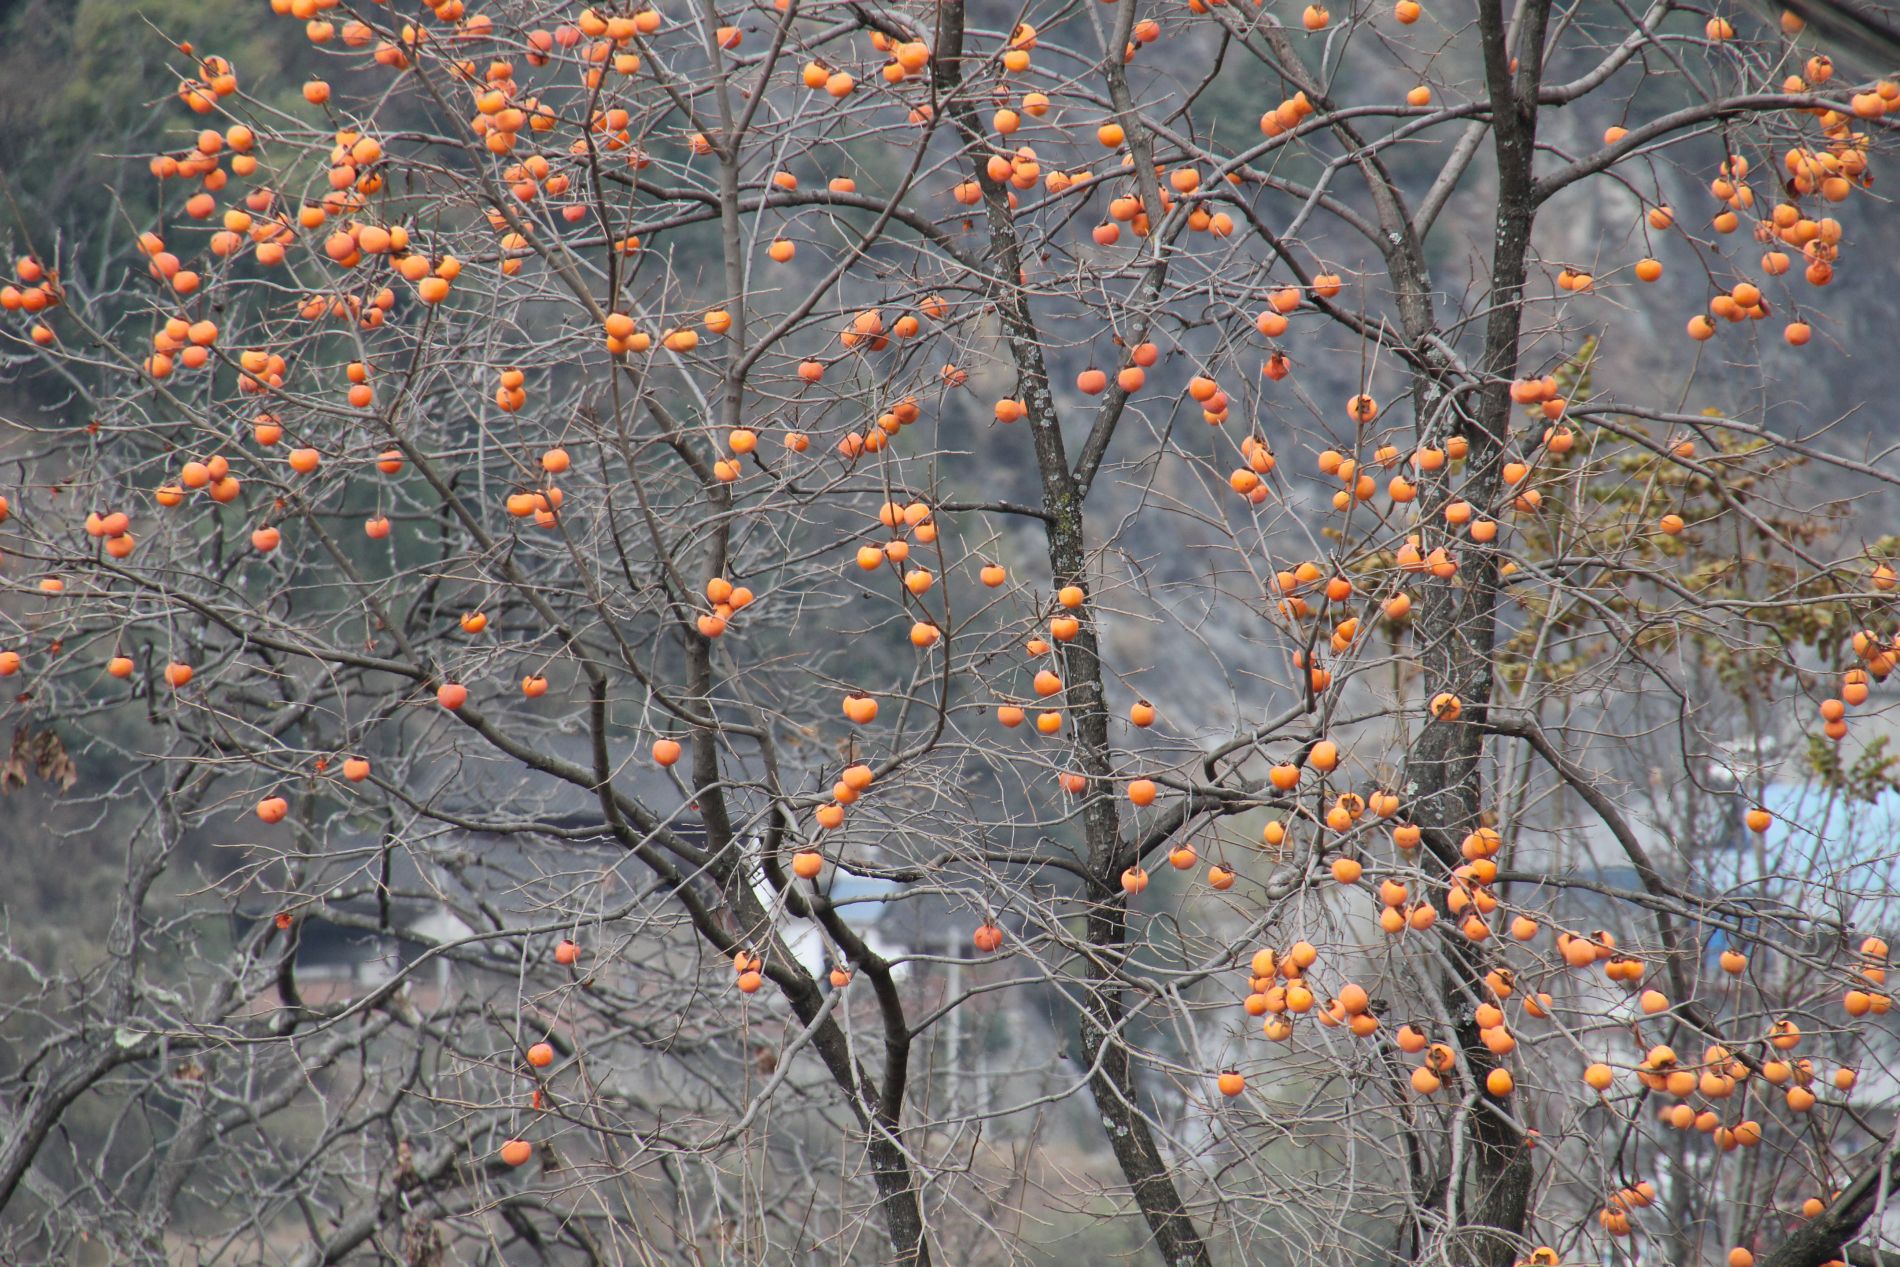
(1401, 2), (1548, 1262)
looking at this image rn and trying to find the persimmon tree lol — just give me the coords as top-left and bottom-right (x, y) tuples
(4, 0), (1900, 1264)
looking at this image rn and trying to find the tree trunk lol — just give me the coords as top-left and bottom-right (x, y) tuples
(1402, 2), (1550, 1262)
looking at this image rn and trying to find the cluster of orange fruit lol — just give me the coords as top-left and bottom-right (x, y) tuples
(693, 576), (757, 640)
(1817, 632), (1900, 745)
(1, 256), (63, 347)
(811, 762), (876, 832)
(1645, 91), (1882, 344)
(1238, 942), (1360, 1043)
(732, 948), (764, 993)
